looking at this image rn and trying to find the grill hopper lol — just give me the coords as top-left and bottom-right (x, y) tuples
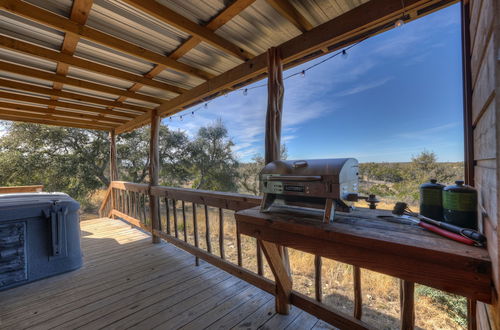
(260, 158), (359, 222)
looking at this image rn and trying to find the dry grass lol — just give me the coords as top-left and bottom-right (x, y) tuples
(85, 190), (464, 329)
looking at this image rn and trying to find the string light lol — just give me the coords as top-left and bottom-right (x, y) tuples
(164, 23), (407, 123)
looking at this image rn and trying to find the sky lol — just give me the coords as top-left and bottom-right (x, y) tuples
(164, 4), (464, 163)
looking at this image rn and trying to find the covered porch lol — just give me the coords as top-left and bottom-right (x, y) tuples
(0, 0), (498, 328)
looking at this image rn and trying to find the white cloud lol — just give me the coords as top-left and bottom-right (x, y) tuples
(334, 77), (393, 97)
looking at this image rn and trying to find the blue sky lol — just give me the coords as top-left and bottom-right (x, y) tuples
(165, 4), (464, 163)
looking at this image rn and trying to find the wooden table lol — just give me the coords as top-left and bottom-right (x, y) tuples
(235, 206), (492, 316)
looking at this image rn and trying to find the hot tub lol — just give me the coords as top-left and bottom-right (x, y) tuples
(0, 193), (82, 290)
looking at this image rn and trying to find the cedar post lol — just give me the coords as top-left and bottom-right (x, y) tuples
(149, 109), (161, 243)
(265, 47), (291, 313)
(109, 129), (118, 217)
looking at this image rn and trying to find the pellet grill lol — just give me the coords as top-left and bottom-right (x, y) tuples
(0, 193), (82, 290)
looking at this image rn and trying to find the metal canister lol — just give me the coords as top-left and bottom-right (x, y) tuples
(442, 180), (478, 229)
(419, 179), (444, 220)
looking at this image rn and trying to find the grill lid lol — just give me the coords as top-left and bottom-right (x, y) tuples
(261, 158), (359, 183)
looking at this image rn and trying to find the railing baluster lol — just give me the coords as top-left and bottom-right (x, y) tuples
(353, 266), (362, 319)
(193, 202), (199, 266)
(182, 200), (187, 242)
(204, 205), (211, 253)
(256, 240), (263, 276)
(467, 299), (477, 330)
(165, 197), (171, 235)
(142, 194), (147, 225)
(219, 208), (225, 259)
(236, 228), (242, 267)
(173, 199), (178, 238)
(400, 280), (415, 330)
(315, 255), (322, 302)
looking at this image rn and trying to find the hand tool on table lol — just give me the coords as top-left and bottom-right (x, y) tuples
(391, 202), (486, 246)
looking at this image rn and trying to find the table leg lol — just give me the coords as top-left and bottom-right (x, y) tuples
(259, 240), (293, 314)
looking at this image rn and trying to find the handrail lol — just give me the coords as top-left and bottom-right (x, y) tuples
(100, 181), (480, 329)
(98, 185), (112, 217)
(0, 185), (43, 194)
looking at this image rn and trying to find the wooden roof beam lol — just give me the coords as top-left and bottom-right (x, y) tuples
(50, 0), (94, 114)
(0, 0), (214, 80)
(0, 78), (150, 113)
(266, 0), (313, 32)
(121, 0), (254, 61)
(115, 0), (455, 134)
(0, 110), (116, 130)
(0, 102), (128, 124)
(0, 35), (188, 95)
(0, 90), (137, 119)
(106, 0), (256, 112)
(0, 60), (163, 104)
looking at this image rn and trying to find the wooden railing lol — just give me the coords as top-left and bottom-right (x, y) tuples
(0, 185), (43, 194)
(99, 181), (481, 330)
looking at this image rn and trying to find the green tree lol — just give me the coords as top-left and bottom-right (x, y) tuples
(188, 119), (239, 191)
(0, 123), (109, 205)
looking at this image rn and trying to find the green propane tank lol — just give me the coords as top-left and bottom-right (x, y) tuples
(442, 180), (478, 230)
(419, 179), (444, 220)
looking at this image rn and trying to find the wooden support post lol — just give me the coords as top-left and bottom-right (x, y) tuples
(400, 280), (415, 330)
(260, 240), (292, 314)
(149, 109), (161, 244)
(109, 130), (118, 218)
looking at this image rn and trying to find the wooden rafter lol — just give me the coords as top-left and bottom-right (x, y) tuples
(0, 60), (163, 104)
(49, 0), (93, 116)
(0, 36), (188, 95)
(0, 102), (127, 124)
(121, 0), (254, 61)
(0, 110), (116, 130)
(0, 79), (149, 113)
(115, 0), (457, 134)
(0, 0), (214, 80)
(0, 90), (137, 119)
(107, 0), (256, 112)
(266, 0), (313, 32)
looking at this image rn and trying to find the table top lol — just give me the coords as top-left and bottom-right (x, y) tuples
(235, 206), (492, 302)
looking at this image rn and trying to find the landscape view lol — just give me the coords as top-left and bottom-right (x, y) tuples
(0, 120), (466, 329)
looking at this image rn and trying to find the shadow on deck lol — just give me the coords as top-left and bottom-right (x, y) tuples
(0, 218), (334, 330)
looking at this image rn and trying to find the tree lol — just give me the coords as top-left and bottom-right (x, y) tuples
(188, 119), (239, 191)
(0, 122), (109, 205)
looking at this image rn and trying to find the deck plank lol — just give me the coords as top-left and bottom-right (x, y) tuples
(0, 218), (322, 330)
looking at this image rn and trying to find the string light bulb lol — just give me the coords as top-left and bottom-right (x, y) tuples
(300, 70), (305, 77)
(342, 49), (348, 58)
(395, 18), (404, 27)
(169, 116), (172, 122)
(180, 115), (183, 121)
(243, 88), (248, 96)
(191, 111), (195, 117)
(204, 103), (208, 109)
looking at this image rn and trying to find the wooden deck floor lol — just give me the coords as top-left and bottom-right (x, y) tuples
(0, 218), (333, 330)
